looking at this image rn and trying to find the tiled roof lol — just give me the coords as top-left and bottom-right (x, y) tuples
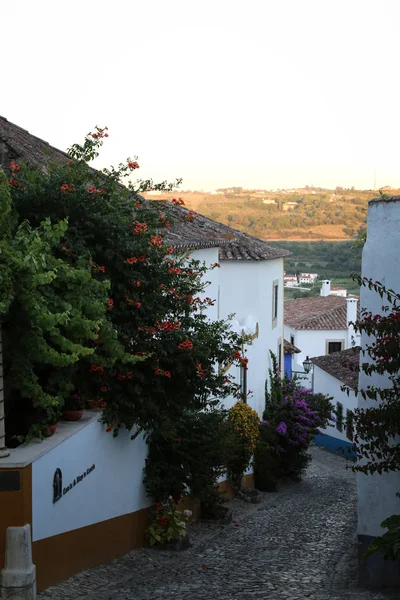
(284, 296), (352, 330)
(283, 339), (301, 354)
(311, 347), (361, 390)
(0, 115), (290, 262)
(161, 204), (291, 260)
(0, 115), (69, 169)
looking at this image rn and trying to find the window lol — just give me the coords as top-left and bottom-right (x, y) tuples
(240, 365), (247, 403)
(290, 334), (295, 345)
(278, 342), (282, 369)
(272, 279), (279, 327)
(346, 410), (354, 441)
(336, 402), (343, 432)
(328, 341), (343, 354)
(326, 340), (345, 355)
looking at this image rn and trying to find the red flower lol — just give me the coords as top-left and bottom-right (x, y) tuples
(117, 373), (126, 381)
(60, 183), (70, 191)
(99, 401), (107, 409)
(87, 186), (97, 194)
(149, 235), (163, 248)
(106, 426), (113, 433)
(211, 262), (220, 269)
(138, 255), (146, 262)
(90, 364), (104, 372)
(164, 370), (171, 378)
(10, 161), (21, 172)
(105, 298), (114, 310)
(165, 247), (174, 254)
(126, 257), (138, 264)
(101, 386), (108, 393)
(201, 564), (208, 570)
(132, 221), (147, 234)
(172, 197), (185, 206)
(128, 161), (140, 169)
(133, 280), (142, 287)
(178, 340), (193, 350)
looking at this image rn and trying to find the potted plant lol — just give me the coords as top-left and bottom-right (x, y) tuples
(62, 393), (84, 421)
(146, 497), (192, 550)
(41, 407), (61, 437)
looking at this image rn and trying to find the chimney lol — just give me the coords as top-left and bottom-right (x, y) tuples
(320, 280), (331, 297)
(346, 297), (360, 348)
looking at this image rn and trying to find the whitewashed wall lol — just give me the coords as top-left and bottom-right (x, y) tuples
(285, 326), (348, 372)
(357, 198), (400, 540)
(190, 247), (220, 323)
(313, 365), (357, 443)
(32, 419), (149, 541)
(219, 258), (284, 417)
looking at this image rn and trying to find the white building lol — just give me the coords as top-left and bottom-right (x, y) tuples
(284, 284), (360, 381)
(165, 204), (290, 417)
(329, 285), (347, 298)
(356, 195), (400, 588)
(311, 347), (359, 455)
(299, 272), (318, 284)
(284, 274), (299, 287)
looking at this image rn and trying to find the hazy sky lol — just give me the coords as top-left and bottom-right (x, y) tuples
(2, 0), (399, 191)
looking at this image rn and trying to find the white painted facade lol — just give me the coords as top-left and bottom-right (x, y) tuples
(190, 249), (285, 418)
(284, 326), (348, 374)
(31, 416), (149, 541)
(313, 365), (357, 444)
(219, 258), (284, 417)
(357, 198), (400, 540)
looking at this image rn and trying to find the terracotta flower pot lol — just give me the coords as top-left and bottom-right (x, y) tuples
(62, 409), (84, 421)
(41, 424), (57, 437)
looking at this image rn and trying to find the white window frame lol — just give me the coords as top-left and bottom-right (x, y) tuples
(325, 339), (345, 355)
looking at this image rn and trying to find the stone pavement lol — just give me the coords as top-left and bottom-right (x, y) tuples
(39, 447), (399, 600)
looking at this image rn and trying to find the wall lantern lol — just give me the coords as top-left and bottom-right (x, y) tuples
(303, 356), (313, 374)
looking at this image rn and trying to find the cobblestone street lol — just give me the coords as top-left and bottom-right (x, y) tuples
(39, 447), (398, 600)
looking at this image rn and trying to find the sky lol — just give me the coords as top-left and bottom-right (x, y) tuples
(2, 0), (399, 191)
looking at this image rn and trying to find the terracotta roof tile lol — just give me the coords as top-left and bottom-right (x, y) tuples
(283, 339), (301, 354)
(284, 296), (353, 330)
(0, 115), (291, 262)
(0, 115), (69, 169)
(311, 347), (360, 390)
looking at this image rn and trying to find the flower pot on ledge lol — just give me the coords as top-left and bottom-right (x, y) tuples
(41, 423), (58, 437)
(62, 410), (84, 422)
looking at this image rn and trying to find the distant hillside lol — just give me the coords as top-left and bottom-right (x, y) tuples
(143, 187), (399, 241)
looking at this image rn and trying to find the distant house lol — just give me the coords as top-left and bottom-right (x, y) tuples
(330, 285), (347, 298)
(283, 274), (298, 287)
(299, 272), (318, 284)
(311, 347), (360, 456)
(284, 287), (360, 380)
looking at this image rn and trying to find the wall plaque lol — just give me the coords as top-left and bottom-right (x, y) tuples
(0, 470), (20, 492)
(53, 464), (96, 503)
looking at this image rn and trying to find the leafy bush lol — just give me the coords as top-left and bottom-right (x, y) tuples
(1, 128), (244, 441)
(144, 406), (231, 517)
(254, 422), (280, 491)
(256, 353), (333, 484)
(364, 510), (400, 566)
(227, 402), (260, 490)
